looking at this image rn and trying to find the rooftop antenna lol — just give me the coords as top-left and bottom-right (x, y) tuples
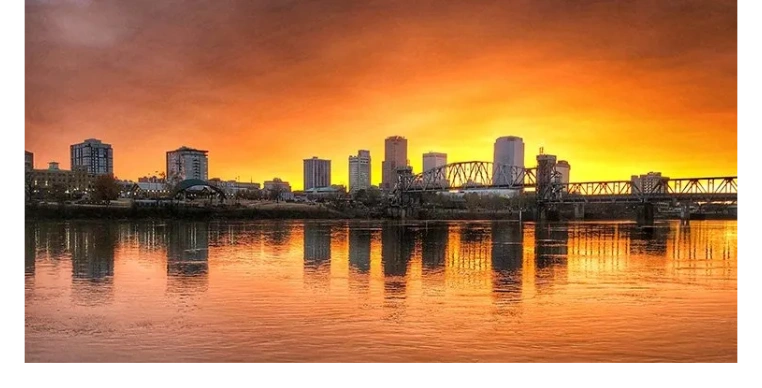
(539, 146), (544, 155)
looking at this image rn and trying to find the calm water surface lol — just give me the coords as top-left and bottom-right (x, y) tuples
(25, 220), (737, 362)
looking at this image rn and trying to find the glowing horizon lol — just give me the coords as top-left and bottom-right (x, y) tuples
(25, 0), (737, 190)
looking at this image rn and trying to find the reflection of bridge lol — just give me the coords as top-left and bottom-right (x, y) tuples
(393, 161), (737, 223)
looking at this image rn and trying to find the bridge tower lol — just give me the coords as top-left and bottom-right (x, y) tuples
(535, 152), (558, 221)
(394, 166), (414, 203)
(536, 153), (557, 201)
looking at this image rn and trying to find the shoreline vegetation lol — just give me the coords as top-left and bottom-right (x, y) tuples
(25, 200), (737, 222)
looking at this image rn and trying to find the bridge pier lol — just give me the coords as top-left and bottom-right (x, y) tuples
(396, 207), (410, 219)
(574, 203), (585, 220)
(537, 205), (560, 222)
(536, 206), (547, 223)
(636, 202), (655, 226)
(387, 205), (419, 220)
(680, 203), (691, 224)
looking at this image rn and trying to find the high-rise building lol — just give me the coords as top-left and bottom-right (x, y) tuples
(166, 146), (208, 183)
(25, 151), (33, 172)
(348, 150), (371, 193)
(423, 151), (448, 187)
(631, 172), (669, 194)
(382, 136), (408, 191)
(70, 138), (113, 176)
(492, 136), (524, 186)
(422, 152), (447, 172)
(304, 157), (331, 190)
(555, 160), (571, 185)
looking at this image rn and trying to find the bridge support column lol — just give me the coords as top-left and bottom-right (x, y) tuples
(388, 205), (418, 220)
(537, 206), (547, 223)
(636, 202), (655, 226)
(536, 205), (559, 222)
(680, 203), (690, 224)
(574, 203), (585, 220)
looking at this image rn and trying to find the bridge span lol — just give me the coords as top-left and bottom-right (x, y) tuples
(541, 177), (737, 204)
(392, 161), (737, 223)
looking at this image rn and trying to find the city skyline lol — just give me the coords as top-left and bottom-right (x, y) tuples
(25, 0), (736, 190)
(25, 131), (736, 191)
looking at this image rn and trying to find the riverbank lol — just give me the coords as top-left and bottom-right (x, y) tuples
(25, 202), (350, 220)
(25, 203), (736, 221)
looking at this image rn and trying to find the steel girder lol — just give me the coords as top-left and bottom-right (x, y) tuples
(395, 161), (537, 193)
(543, 176), (738, 203)
(393, 161), (737, 205)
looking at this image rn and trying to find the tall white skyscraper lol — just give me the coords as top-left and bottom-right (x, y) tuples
(423, 151), (448, 186)
(166, 146), (209, 183)
(304, 156), (331, 190)
(70, 138), (113, 176)
(492, 136), (525, 186)
(422, 152), (447, 172)
(349, 150), (371, 192)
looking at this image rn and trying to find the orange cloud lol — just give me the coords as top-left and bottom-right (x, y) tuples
(26, 0), (736, 189)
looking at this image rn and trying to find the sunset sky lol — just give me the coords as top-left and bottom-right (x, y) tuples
(25, 0), (737, 190)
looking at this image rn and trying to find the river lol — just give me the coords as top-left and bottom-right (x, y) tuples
(25, 219), (737, 362)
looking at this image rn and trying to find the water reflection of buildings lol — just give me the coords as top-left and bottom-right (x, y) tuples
(304, 223), (332, 269)
(381, 223), (416, 303)
(628, 224), (669, 256)
(166, 222), (209, 294)
(451, 223), (491, 290)
(70, 222), (117, 304)
(348, 227), (371, 274)
(562, 221), (735, 288)
(348, 225), (374, 294)
(208, 221), (259, 248)
(566, 224), (631, 281)
(303, 223), (332, 292)
(36, 222), (69, 260)
(490, 222), (523, 304)
(71, 224), (117, 278)
(265, 220), (293, 252)
(26, 223), (36, 276)
(568, 224), (630, 260)
(421, 224), (448, 271)
(418, 223), (448, 299)
(118, 221), (168, 251)
(533, 224), (569, 293)
(666, 221), (736, 283)
(669, 222), (735, 260)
